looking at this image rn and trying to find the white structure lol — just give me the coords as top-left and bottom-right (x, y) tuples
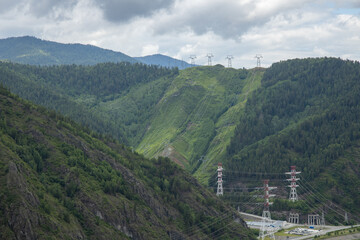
(286, 166), (301, 202)
(216, 163), (223, 196)
(289, 213), (300, 224)
(189, 55), (197, 66)
(255, 54), (263, 67)
(226, 55), (234, 68)
(206, 53), (214, 66)
(308, 214), (321, 225)
(345, 212), (348, 223)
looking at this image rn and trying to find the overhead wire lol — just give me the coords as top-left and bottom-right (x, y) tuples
(299, 177), (359, 223)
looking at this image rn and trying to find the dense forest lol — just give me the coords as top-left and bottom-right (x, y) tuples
(225, 58), (360, 221)
(0, 61), (178, 145)
(1, 56), (360, 224)
(0, 61), (262, 180)
(0, 86), (254, 239)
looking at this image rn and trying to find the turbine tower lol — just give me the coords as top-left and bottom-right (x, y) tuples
(255, 54), (263, 67)
(226, 55), (234, 68)
(207, 53), (214, 66)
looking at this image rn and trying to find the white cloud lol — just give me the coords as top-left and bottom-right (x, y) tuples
(141, 44), (159, 56)
(0, 0), (359, 68)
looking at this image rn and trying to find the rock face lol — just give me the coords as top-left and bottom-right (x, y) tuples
(6, 161), (38, 240)
(0, 87), (255, 239)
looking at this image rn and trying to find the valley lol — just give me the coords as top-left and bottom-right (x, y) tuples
(0, 86), (253, 239)
(1, 41), (360, 238)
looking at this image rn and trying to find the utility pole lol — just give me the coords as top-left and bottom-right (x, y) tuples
(259, 179), (277, 240)
(255, 54), (263, 67)
(226, 55), (234, 68)
(207, 53), (214, 66)
(286, 166), (301, 202)
(216, 163), (223, 196)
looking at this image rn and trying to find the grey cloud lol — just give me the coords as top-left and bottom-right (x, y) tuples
(95, 0), (175, 22)
(333, 0), (360, 8)
(0, 0), (77, 17)
(28, 0), (77, 17)
(154, 2), (267, 39)
(154, 0), (314, 39)
(350, 1), (360, 8)
(0, 0), (22, 13)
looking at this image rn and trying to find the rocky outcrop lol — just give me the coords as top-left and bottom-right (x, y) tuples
(6, 161), (40, 240)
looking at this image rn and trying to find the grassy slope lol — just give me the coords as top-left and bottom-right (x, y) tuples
(194, 69), (263, 183)
(0, 61), (265, 185)
(0, 87), (255, 239)
(136, 66), (264, 184)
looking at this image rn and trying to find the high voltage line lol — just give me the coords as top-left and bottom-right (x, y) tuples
(218, 168), (359, 225)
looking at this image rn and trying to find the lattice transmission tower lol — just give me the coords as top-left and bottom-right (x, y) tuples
(255, 54), (263, 67)
(285, 166), (301, 202)
(259, 179), (277, 240)
(189, 55), (197, 66)
(207, 53), (214, 66)
(216, 163), (223, 196)
(226, 55), (234, 68)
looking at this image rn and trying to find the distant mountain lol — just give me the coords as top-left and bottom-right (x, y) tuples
(0, 36), (137, 65)
(135, 54), (194, 69)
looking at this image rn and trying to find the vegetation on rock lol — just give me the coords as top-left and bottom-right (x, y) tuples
(0, 86), (254, 239)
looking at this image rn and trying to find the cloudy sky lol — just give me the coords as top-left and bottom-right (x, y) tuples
(0, 0), (360, 68)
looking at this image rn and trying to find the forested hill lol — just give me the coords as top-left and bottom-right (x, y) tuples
(0, 62), (178, 145)
(0, 36), (137, 65)
(0, 61), (264, 181)
(1, 57), (360, 220)
(0, 86), (254, 239)
(225, 58), (360, 218)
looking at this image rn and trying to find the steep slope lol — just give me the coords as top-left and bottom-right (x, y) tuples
(0, 36), (137, 65)
(135, 54), (193, 69)
(0, 61), (263, 184)
(0, 62), (178, 146)
(0, 86), (254, 239)
(224, 58), (360, 221)
(136, 65), (264, 183)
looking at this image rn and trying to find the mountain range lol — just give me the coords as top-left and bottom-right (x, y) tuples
(0, 36), (359, 226)
(0, 36), (193, 69)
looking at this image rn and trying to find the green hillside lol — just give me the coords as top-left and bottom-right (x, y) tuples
(136, 65), (264, 183)
(225, 58), (360, 221)
(1, 57), (360, 221)
(0, 36), (137, 65)
(0, 62), (177, 145)
(0, 62), (262, 184)
(0, 86), (254, 239)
